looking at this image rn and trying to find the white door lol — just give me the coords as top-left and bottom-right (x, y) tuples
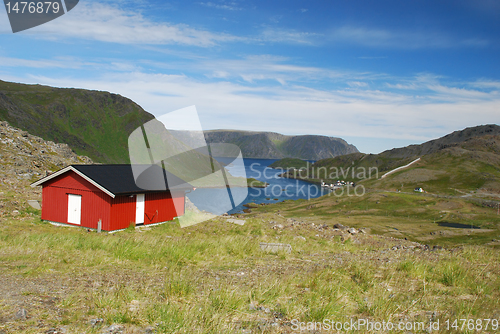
(135, 194), (145, 225)
(67, 194), (82, 225)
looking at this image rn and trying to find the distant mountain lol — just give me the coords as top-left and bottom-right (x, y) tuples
(283, 124), (500, 195)
(373, 130), (500, 195)
(201, 130), (359, 160)
(376, 124), (500, 159)
(0, 80), (154, 163)
(1, 80), (358, 163)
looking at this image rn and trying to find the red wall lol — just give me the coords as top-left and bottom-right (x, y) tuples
(109, 195), (136, 230)
(144, 192), (185, 224)
(108, 192), (185, 229)
(41, 172), (111, 229)
(41, 171), (186, 231)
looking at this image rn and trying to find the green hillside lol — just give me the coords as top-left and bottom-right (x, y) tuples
(369, 135), (500, 195)
(203, 130), (359, 160)
(277, 125), (500, 196)
(0, 80), (155, 163)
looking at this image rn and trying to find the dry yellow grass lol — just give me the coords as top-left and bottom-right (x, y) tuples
(0, 204), (499, 333)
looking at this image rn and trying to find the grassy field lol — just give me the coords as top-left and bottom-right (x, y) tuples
(0, 193), (499, 333)
(275, 134), (500, 200)
(250, 189), (500, 247)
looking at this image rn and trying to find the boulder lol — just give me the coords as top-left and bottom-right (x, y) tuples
(341, 234), (351, 242)
(347, 228), (358, 234)
(14, 308), (27, 320)
(101, 324), (124, 334)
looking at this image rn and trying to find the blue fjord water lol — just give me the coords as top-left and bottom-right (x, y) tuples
(186, 158), (329, 214)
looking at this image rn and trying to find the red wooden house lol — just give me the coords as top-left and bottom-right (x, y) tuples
(31, 164), (192, 231)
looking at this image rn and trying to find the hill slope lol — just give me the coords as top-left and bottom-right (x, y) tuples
(373, 133), (500, 195)
(202, 130), (359, 160)
(311, 124), (500, 175)
(278, 125), (500, 195)
(0, 121), (93, 216)
(0, 80), (154, 163)
(0, 79), (358, 162)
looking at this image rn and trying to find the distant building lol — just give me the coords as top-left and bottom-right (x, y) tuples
(31, 164), (192, 231)
(414, 187), (424, 193)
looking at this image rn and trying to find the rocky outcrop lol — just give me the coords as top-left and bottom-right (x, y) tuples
(0, 121), (93, 216)
(202, 130), (359, 160)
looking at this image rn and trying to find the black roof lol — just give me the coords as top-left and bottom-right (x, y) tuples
(71, 164), (192, 196)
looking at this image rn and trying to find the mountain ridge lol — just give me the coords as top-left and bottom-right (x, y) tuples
(0, 79), (358, 162)
(308, 124), (500, 175)
(203, 129), (359, 160)
(380, 124), (500, 159)
(0, 79), (155, 163)
(276, 124), (500, 196)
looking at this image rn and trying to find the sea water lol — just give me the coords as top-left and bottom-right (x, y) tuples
(186, 158), (327, 214)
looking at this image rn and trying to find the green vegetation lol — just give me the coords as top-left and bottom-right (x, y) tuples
(204, 130), (358, 160)
(247, 188), (500, 247)
(1, 89), (499, 333)
(0, 80), (154, 163)
(363, 148), (500, 196)
(278, 131), (500, 196)
(0, 207), (498, 333)
(246, 178), (268, 188)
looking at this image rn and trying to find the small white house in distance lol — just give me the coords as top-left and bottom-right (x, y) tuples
(414, 187), (424, 193)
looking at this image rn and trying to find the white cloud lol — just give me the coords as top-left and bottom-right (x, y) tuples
(428, 85), (496, 101)
(0, 56), (95, 69)
(384, 74), (499, 102)
(18, 70), (499, 152)
(182, 55), (380, 85)
(258, 28), (319, 45)
(347, 81), (368, 88)
(198, 2), (243, 11)
(0, 55), (144, 73)
(471, 80), (500, 89)
(19, 2), (239, 46)
(329, 26), (489, 49)
(386, 83), (419, 90)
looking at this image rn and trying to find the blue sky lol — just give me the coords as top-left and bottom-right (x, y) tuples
(0, 0), (499, 153)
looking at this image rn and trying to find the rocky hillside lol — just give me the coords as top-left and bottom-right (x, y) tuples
(202, 130), (358, 160)
(278, 124), (500, 195)
(373, 132), (500, 195)
(380, 124), (500, 159)
(0, 79), (359, 163)
(0, 80), (154, 163)
(309, 124), (500, 175)
(0, 121), (93, 217)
